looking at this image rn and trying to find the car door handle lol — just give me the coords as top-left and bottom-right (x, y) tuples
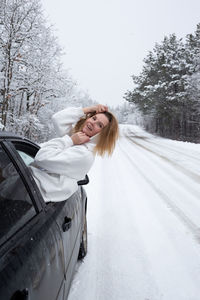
(62, 217), (72, 232)
(11, 289), (29, 300)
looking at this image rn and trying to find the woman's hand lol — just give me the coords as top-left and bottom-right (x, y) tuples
(71, 132), (90, 145)
(83, 104), (108, 115)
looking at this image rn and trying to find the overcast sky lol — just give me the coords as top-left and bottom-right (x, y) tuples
(42, 0), (200, 107)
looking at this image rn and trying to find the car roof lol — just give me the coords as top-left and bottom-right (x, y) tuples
(0, 131), (25, 139)
(0, 131), (39, 147)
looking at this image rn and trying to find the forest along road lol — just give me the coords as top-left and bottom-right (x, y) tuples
(68, 124), (200, 300)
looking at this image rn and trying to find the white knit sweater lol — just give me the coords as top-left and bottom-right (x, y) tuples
(30, 107), (98, 202)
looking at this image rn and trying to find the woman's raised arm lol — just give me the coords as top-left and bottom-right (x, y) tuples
(52, 107), (85, 137)
(83, 104), (108, 114)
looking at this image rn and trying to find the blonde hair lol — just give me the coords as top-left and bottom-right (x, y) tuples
(73, 111), (119, 156)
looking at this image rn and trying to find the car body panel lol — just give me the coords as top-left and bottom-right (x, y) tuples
(0, 133), (87, 300)
(0, 208), (65, 300)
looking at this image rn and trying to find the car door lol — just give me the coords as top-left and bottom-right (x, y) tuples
(9, 139), (84, 298)
(0, 140), (65, 300)
(53, 189), (84, 298)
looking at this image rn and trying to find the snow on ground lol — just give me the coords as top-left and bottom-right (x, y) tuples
(68, 124), (200, 300)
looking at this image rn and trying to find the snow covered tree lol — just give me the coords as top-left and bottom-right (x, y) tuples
(0, 0), (81, 141)
(125, 28), (200, 142)
(0, 0), (43, 128)
(184, 24), (200, 140)
(111, 102), (143, 126)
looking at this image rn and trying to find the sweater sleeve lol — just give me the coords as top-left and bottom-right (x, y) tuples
(33, 135), (94, 180)
(52, 107), (85, 137)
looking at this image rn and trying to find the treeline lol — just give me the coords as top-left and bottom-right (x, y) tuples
(0, 0), (93, 141)
(125, 24), (200, 142)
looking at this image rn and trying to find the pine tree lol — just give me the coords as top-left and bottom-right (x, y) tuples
(125, 32), (199, 141)
(184, 24), (200, 140)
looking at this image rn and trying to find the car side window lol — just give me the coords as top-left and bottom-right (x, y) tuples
(11, 141), (39, 164)
(0, 145), (36, 244)
(17, 150), (34, 166)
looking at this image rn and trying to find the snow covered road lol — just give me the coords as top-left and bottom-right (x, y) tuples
(68, 124), (200, 300)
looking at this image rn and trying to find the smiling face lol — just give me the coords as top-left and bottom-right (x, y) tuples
(82, 113), (109, 137)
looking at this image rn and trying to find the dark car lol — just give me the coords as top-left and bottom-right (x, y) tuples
(0, 132), (88, 300)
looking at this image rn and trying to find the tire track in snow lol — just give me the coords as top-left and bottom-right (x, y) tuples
(123, 136), (200, 200)
(118, 140), (200, 243)
(125, 135), (200, 184)
(69, 153), (162, 300)
(128, 134), (200, 164)
(68, 133), (200, 300)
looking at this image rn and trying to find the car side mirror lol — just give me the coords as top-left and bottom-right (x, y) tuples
(77, 174), (89, 186)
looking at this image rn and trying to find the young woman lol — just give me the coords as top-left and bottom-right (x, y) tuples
(29, 104), (119, 202)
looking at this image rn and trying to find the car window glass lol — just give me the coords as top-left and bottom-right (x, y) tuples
(0, 145), (36, 244)
(17, 150), (34, 166)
